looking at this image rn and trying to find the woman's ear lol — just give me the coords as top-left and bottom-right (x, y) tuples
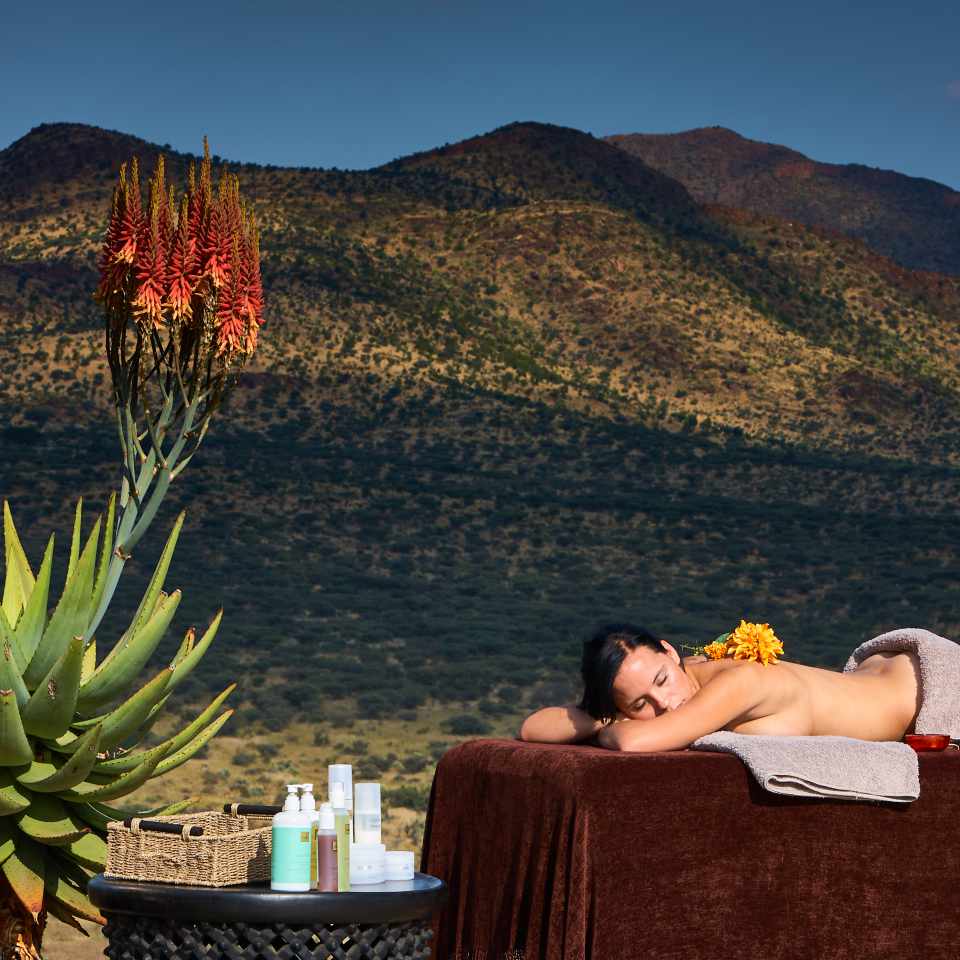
(660, 640), (681, 664)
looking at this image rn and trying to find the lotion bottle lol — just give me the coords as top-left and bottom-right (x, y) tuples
(300, 783), (321, 889)
(271, 784), (311, 892)
(316, 801), (338, 892)
(331, 781), (351, 892)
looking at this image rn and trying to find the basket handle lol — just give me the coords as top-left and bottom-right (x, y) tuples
(223, 803), (282, 816)
(124, 818), (203, 838)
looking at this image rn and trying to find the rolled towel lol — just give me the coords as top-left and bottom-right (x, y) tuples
(691, 731), (919, 802)
(843, 627), (960, 738)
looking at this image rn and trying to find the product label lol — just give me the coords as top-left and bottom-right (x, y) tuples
(272, 826), (312, 886)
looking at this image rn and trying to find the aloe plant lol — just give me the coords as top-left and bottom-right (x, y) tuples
(0, 140), (264, 958)
(0, 497), (232, 947)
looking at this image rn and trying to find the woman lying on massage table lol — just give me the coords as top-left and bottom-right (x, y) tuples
(519, 623), (923, 752)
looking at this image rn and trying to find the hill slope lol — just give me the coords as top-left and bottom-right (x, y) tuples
(605, 126), (960, 276)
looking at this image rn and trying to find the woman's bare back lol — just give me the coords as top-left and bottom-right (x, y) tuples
(696, 652), (922, 741)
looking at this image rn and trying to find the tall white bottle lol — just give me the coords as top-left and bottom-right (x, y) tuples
(271, 784), (312, 892)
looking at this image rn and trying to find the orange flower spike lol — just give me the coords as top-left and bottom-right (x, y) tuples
(215, 236), (246, 358)
(166, 196), (197, 324)
(130, 159), (170, 330)
(95, 178), (128, 305)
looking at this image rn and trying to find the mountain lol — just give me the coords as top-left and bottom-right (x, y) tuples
(1, 119), (960, 730)
(605, 126), (960, 276)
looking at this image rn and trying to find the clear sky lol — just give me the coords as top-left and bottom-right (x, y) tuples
(3, 0), (958, 189)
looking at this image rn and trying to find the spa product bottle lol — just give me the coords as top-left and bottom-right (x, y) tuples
(316, 802), (338, 892)
(271, 785), (312, 892)
(300, 783), (320, 889)
(328, 763), (353, 820)
(353, 782), (382, 845)
(331, 781), (351, 892)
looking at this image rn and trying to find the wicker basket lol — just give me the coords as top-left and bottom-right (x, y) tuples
(105, 812), (273, 887)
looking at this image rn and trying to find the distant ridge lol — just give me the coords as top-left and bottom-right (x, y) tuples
(605, 127), (960, 275)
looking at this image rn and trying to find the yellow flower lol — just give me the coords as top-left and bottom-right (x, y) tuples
(703, 640), (729, 660)
(727, 620), (783, 666)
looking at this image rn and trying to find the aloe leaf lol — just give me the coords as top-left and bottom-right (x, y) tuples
(76, 590), (181, 712)
(24, 518), (100, 688)
(0, 832), (45, 919)
(60, 831), (108, 872)
(127, 511), (184, 639)
(0, 689), (33, 766)
(20, 634), (84, 739)
(15, 793), (91, 845)
(0, 819), (15, 865)
(66, 498), (83, 583)
(0, 642), (28, 709)
(0, 769), (31, 815)
(93, 684), (235, 773)
(45, 897), (92, 935)
(2, 501), (36, 627)
(10, 534), (54, 673)
(165, 608), (222, 695)
(60, 741), (169, 803)
(151, 708), (233, 778)
(72, 795), (195, 833)
(44, 862), (104, 924)
(86, 492), (116, 633)
(71, 668), (172, 750)
(80, 636), (96, 685)
(15, 725), (102, 792)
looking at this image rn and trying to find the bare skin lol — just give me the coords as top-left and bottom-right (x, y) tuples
(518, 640), (922, 752)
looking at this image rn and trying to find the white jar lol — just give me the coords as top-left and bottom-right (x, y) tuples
(349, 842), (386, 885)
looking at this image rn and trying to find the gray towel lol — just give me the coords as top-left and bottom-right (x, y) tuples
(690, 624), (960, 803)
(691, 731), (919, 803)
(843, 626), (960, 738)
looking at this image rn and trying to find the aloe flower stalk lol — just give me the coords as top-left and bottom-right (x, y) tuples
(0, 140), (264, 957)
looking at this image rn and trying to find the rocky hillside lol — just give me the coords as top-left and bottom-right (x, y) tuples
(606, 126), (960, 276)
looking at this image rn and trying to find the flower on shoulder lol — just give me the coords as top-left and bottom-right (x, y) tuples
(703, 635), (731, 660)
(727, 620), (783, 666)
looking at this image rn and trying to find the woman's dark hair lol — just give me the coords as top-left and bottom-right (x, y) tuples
(578, 622), (682, 721)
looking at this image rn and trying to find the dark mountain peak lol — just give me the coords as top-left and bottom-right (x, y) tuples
(377, 120), (701, 226)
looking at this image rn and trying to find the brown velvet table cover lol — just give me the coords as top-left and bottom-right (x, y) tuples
(421, 738), (960, 960)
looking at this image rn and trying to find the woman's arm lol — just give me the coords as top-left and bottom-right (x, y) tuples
(597, 665), (763, 752)
(518, 704), (607, 743)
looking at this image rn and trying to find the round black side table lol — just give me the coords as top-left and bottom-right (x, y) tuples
(88, 873), (448, 960)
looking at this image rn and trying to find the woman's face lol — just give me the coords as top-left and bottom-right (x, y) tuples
(611, 641), (694, 720)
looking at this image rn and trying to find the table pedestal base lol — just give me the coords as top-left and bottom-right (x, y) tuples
(102, 913), (434, 960)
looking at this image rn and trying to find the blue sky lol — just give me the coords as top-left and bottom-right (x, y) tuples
(3, 0), (958, 189)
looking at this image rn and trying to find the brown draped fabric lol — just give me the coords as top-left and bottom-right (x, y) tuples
(421, 739), (960, 960)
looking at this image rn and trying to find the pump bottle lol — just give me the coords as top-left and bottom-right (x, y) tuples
(271, 785), (312, 892)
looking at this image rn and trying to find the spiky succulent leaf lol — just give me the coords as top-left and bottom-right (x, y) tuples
(93, 684), (235, 774)
(165, 608), (222, 695)
(60, 741), (169, 803)
(60, 831), (107, 872)
(127, 512), (184, 639)
(0, 689), (33, 766)
(44, 861), (103, 924)
(15, 725), (103, 792)
(77, 590), (181, 712)
(1, 832), (45, 920)
(87, 493), (116, 632)
(80, 637), (96, 685)
(0, 642), (28, 709)
(0, 770), (31, 815)
(45, 897), (91, 935)
(24, 519), (100, 688)
(20, 635), (84, 738)
(14, 794), (91, 846)
(2, 502), (35, 627)
(66, 499), (83, 584)
(69, 668), (173, 750)
(151, 709), (233, 778)
(10, 535), (54, 674)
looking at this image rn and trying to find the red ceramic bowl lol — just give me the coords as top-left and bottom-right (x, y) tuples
(904, 733), (950, 752)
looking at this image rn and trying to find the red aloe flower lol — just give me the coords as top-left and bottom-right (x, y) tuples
(166, 196), (198, 324)
(114, 157), (144, 265)
(215, 238), (246, 357)
(131, 159), (171, 329)
(199, 198), (232, 289)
